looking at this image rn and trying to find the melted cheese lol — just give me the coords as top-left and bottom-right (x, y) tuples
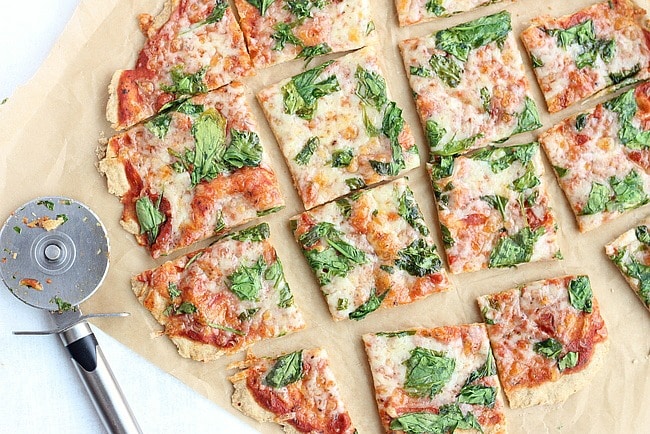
(259, 46), (420, 209)
(395, 0), (511, 27)
(100, 82), (284, 258)
(521, 0), (650, 113)
(400, 20), (537, 155)
(132, 227), (305, 361)
(363, 324), (506, 433)
(112, 1), (253, 129)
(477, 276), (609, 406)
(540, 83), (650, 232)
(431, 143), (561, 274)
(233, 0), (375, 69)
(290, 178), (451, 321)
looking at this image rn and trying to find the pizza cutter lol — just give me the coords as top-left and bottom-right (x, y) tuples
(0, 197), (142, 434)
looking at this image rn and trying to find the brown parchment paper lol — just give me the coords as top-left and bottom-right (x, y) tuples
(1, 0), (649, 432)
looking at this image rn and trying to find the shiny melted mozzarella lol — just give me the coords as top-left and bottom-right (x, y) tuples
(521, 0), (650, 112)
(400, 30), (535, 154)
(395, 0), (509, 27)
(259, 46), (420, 209)
(291, 178), (451, 321)
(432, 144), (560, 274)
(540, 89), (650, 232)
(234, 0), (375, 69)
(102, 82), (284, 257)
(363, 324), (504, 432)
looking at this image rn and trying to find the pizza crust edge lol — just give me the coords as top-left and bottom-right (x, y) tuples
(505, 338), (610, 408)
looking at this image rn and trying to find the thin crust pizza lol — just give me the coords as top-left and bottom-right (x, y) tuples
(520, 0), (650, 113)
(429, 142), (561, 274)
(400, 11), (542, 158)
(362, 324), (506, 434)
(290, 178), (451, 321)
(233, 0), (376, 69)
(605, 218), (650, 311)
(477, 275), (609, 408)
(258, 45), (420, 209)
(131, 223), (305, 362)
(539, 83), (650, 233)
(394, 0), (512, 27)
(106, 0), (253, 130)
(229, 348), (356, 433)
(99, 81), (284, 258)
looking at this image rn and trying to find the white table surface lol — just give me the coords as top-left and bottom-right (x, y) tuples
(0, 2), (258, 433)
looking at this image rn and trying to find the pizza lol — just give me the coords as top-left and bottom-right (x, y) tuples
(520, 0), (650, 113)
(394, 0), (511, 27)
(258, 45), (420, 209)
(362, 324), (506, 434)
(539, 83), (650, 233)
(229, 348), (356, 433)
(233, 0), (376, 69)
(131, 223), (305, 362)
(399, 10), (541, 159)
(290, 178), (451, 321)
(429, 142), (561, 274)
(106, 0), (253, 131)
(477, 275), (609, 408)
(99, 81), (285, 258)
(605, 218), (650, 311)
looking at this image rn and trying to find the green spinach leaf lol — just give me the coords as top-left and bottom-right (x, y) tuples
(435, 11), (512, 62)
(282, 61), (340, 120)
(294, 136), (319, 165)
(228, 257), (265, 301)
(135, 196), (165, 245)
(161, 65), (208, 95)
(355, 66), (388, 110)
(558, 352), (579, 371)
(534, 338), (563, 359)
(457, 384), (496, 407)
(429, 53), (463, 88)
(223, 130), (262, 169)
(398, 187), (430, 236)
(395, 239), (442, 277)
(488, 226), (545, 268)
(349, 288), (387, 320)
(404, 347), (455, 398)
(481, 195), (509, 220)
(568, 275), (593, 313)
(265, 350), (303, 388)
(246, 0), (277, 16)
(228, 223), (270, 242)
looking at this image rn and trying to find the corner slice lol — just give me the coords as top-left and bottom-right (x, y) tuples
(107, 0), (253, 130)
(99, 82), (285, 258)
(229, 348), (356, 433)
(605, 218), (650, 311)
(258, 45), (420, 209)
(400, 10), (541, 159)
(131, 223), (305, 362)
(290, 178), (451, 321)
(539, 83), (650, 232)
(233, 0), (376, 69)
(363, 324), (506, 433)
(520, 0), (650, 113)
(477, 275), (609, 408)
(429, 142), (561, 274)
(394, 0), (512, 27)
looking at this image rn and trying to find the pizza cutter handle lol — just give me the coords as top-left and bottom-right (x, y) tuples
(59, 322), (142, 434)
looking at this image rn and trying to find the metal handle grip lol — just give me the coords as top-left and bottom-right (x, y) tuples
(59, 323), (142, 434)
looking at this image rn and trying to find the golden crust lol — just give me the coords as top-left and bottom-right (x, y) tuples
(506, 338), (609, 408)
(97, 142), (129, 198)
(105, 69), (123, 129)
(138, 0), (176, 38)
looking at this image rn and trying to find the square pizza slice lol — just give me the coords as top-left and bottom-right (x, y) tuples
(400, 10), (542, 159)
(394, 0), (512, 27)
(234, 0), (376, 69)
(477, 275), (609, 408)
(539, 83), (650, 232)
(107, 0), (253, 130)
(99, 81), (285, 258)
(429, 142), (561, 274)
(229, 348), (355, 433)
(362, 324), (507, 434)
(290, 178), (451, 321)
(605, 218), (650, 312)
(131, 223), (305, 362)
(520, 0), (650, 113)
(258, 45), (420, 209)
